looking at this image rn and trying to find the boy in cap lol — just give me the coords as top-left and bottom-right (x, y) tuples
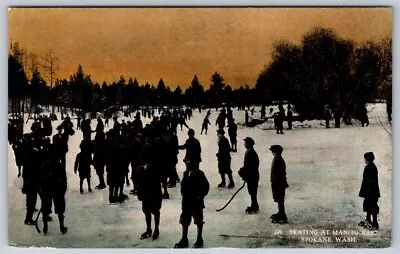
(174, 161), (210, 248)
(216, 129), (234, 188)
(238, 137), (260, 213)
(358, 152), (380, 230)
(269, 145), (289, 223)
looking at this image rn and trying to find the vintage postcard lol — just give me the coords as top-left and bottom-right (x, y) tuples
(8, 7), (392, 248)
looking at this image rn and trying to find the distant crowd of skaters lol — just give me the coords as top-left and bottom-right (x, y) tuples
(9, 105), (380, 248)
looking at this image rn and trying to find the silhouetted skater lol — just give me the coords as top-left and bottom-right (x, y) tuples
(137, 142), (163, 240)
(228, 119), (237, 152)
(21, 136), (40, 225)
(201, 116), (211, 135)
(269, 145), (289, 223)
(39, 146), (68, 235)
(238, 137), (260, 214)
(174, 161), (210, 248)
(358, 152), (380, 230)
(74, 144), (93, 194)
(216, 129), (234, 188)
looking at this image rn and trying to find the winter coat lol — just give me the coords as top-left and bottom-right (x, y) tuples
(22, 146), (42, 192)
(137, 163), (162, 202)
(202, 118), (210, 128)
(181, 169), (210, 210)
(270, 156), (288, 187)
(52, 133), (69, 154)
(74, 152), (92, 178)
(359, 163), (380, 199)
(238, 148), (259, 183)
(217, 136), (231, 161)
(179, 137), (202, 163)
(228, 123), (237, 138)
(40, 159), (67, 194)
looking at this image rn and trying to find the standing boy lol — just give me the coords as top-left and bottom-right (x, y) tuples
(358, 152), (380, 230)
(74, 142), (93, 193)
(216, 129), (234, 188)
(137, 141), (163, 240)
(269, 145), (289, 223)
(174, 161), (210, 248)
(238, 137), (260, 214)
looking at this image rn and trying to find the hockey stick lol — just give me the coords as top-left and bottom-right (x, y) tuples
(34, 208), (42, 234)
(216, 182), (246, 212)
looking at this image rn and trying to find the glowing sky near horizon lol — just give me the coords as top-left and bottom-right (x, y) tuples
(8, 8), (392, 89)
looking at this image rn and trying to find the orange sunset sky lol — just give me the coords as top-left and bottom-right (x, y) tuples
(8, 8), (392, 89)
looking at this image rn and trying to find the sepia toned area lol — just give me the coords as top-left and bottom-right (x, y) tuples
(8, 8), (392, 248)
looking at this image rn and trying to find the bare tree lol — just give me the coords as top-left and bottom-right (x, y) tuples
(43, 49), (59, 114)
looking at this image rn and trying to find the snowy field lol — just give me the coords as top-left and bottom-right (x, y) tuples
(8, 103), (392, 248)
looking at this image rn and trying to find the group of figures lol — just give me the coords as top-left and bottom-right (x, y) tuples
(9, 105), (381, 248)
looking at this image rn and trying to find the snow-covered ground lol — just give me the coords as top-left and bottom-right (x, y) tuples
(8, 103), (392, 248)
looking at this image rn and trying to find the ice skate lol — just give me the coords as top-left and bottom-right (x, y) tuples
(88, 187), (92, 192)
(271, 214), (288, 224)
(60, 226), (68, 234)
(140, 229), (152, 239)
(228, 182), (235, 189)
(24, 219), (35, 225)
(109, 196), (118, 204)
(96, 184), (106, 190)
(162, 193), (170, 199)
(120, 193), (128, 199)
(245, 206), (259, 214)
(129, 189), (137, 195)
(371, 222), (379, 230)
(270, 213), (280, 219)
(43, 220), (48, 235)
(218, 182), (226, 188)
(117, 196), (126, 203)
(174, 238), (189, 248)
(193, 237), (204, 248)
(152, 228), (159, 240)
(358, 219), (369, 227)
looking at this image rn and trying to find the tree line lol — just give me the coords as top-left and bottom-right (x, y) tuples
(9, 26), (391, 121)
(255, 27), (392, 119)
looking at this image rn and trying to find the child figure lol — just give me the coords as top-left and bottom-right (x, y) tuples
(174, 160), (210, 248)
(269, 145), (289, 223)
(358, 152), (380, 230)
(201, 116), (211, 135)
(74, 144), (93, 194)
(137, 142), (163, 240)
